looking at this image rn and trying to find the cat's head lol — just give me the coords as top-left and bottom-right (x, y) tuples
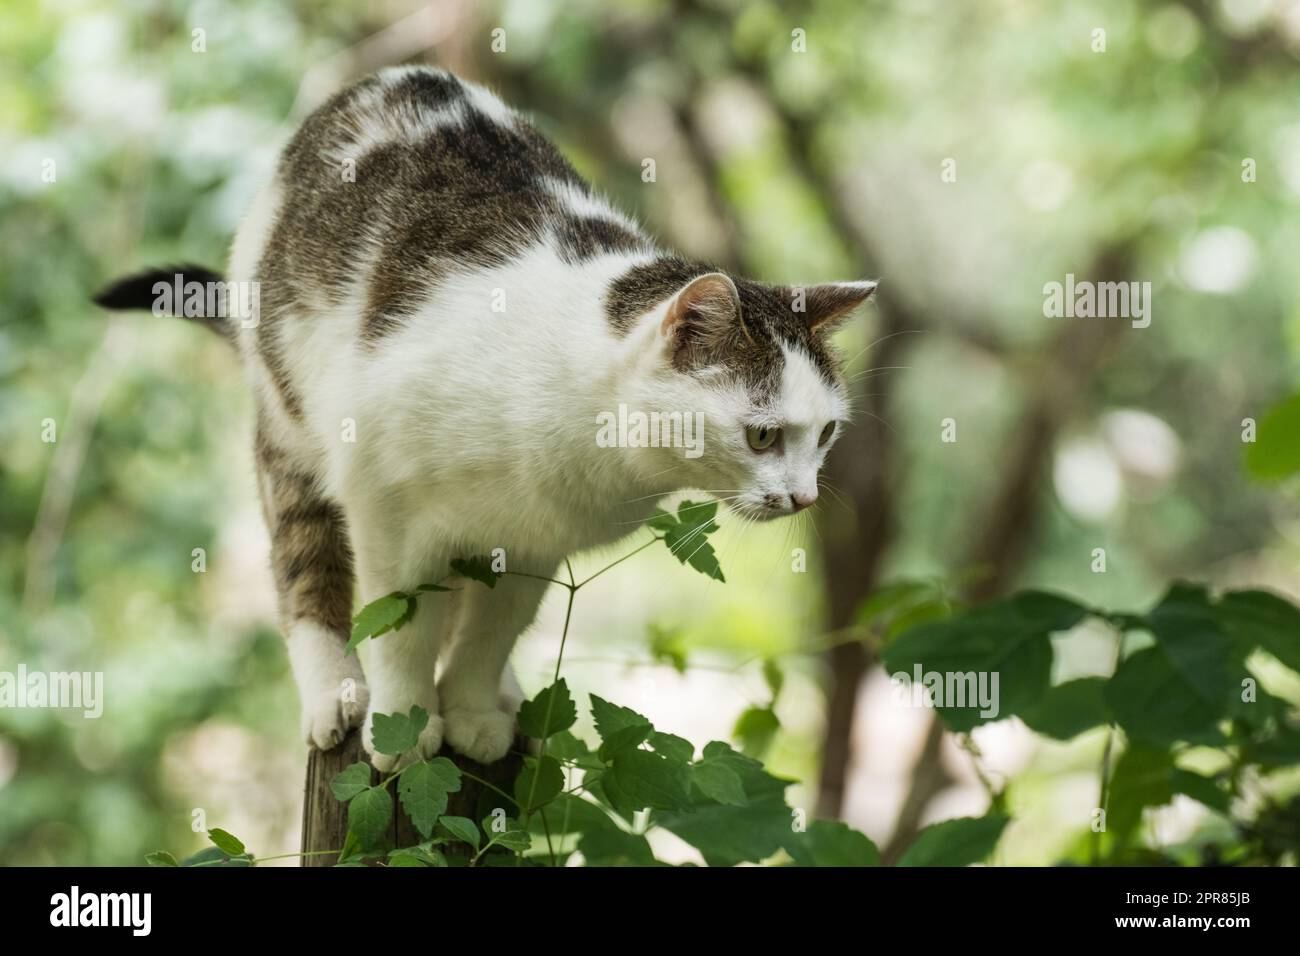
(610, 259), (876, 521)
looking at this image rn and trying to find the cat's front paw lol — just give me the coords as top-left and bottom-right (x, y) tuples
(361, 707), (444, 773)
(444, 707), (515, 764)
(300, 676), (369, 751)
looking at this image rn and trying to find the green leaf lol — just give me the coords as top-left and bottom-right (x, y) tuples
(652, 500), (726, 581)
(663, 801), (794, 866)
(883, 591), (1086, 731)
(762, 658), (784, 700)
(578, 827), (657, 866)
(701, 739), (763, 768)
(657, 750), (793, 866)
(896, 814), (1009, 867)
(1145, 583), (1242, 705)
(336, 830), (361, 864)
(330, 762), (374, 802)
(1105, 647), (1223, 745)
(1018, 677), (1109, 740)
(886, 599), (960, 643)
(856, 579), (938, 625)
(438, 815), (481, 851)
(493, 829), (533, 852)
(733, 705), (780, 758)
(597, 724), (653, 760)
(480, 816), (533, 853)
(1229, 682), (1289, 729)
(517, 679), (577, 739)
(181, 846), (251, 867)
(145, 851), (178, 867)
(529, 793), (617, 836)
(692, 758), (747, 806)
(1217, 589), (1300, 675)
(515, 755), (564, 812)
(348, 786), (394, 851)
(1170, 769), (1231, 815)
(607, 749), (691, 812)
(369, 706), (429, 756)
(348, 591), (415, 652)
(207, 828), (246, 856)
(387, 849), (435, 867)
(450, 555), (502, 589)
(1107, 745), (1175, 841)
(387, 843), (448, 867)
(590, 694), (652, 737)
(648, 731), (694, 763)
(649, 623), (689, 673)
(1244, 393), (1300, 481)
(786, 820), (880, 867)
(398, 758), (463, 838)
(590, 694), (654, 760)
(547, 729), (595, 764)
(646, 508), (678, 533)
(1245, 725), (1300, 767)
(856, 580), (958, 643)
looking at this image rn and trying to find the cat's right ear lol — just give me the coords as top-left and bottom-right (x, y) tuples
(660, 272), (746, 367)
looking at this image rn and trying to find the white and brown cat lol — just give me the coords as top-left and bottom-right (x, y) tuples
(95, 66), (876, 770)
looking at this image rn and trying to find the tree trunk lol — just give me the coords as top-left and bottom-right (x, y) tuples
(812, 303), (906, 818)
(300, 729), (522, 866)
(881, 245), (1133, 855)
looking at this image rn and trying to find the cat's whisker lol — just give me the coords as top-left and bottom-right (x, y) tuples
(678, 536), (715, 570)
(842, 328), (926, 369)
(847, 365), (911, 384)
(803, 507), (824, 548)
(621, 489), (679, 505)
(720, 512), (754, 575)
(638, 461), (687, 483)
(622, 465), (685, 496)
(666, 519), (716, 556)
(667, 499), (750, 556)
(817, 478), (852, 512)
(620, 487), (744, 505)
(858, 410), (896, 435)
(610, 493), (748, 526)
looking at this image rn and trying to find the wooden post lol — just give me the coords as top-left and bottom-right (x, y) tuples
(300, 728), (522, 866)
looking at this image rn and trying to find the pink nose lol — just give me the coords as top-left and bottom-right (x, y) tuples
(790, 490), (818, 511)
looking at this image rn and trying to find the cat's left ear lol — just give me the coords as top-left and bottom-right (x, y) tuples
(660, 272), (746, 366)
(797, 281), (878, 334)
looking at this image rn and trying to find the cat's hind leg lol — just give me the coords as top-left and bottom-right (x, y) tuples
(358, 587), (458, 772)
(257, 428), (368, 751)
(438, 568), (552, 763)
(349, 511), (457, 772)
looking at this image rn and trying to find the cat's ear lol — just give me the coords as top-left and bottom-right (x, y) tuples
(799, 281), (878, 334)
(660, 272), (746, 364)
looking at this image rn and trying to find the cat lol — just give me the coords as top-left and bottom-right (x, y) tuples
(94, 65), (876, 770)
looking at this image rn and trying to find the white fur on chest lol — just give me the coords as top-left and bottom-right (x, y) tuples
(310, 239), (663, 562)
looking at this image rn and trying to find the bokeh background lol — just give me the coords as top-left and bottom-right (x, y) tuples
(3, 0), (1299, 865)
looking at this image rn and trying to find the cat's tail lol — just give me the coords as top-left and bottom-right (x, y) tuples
(92, 264), (240, 346)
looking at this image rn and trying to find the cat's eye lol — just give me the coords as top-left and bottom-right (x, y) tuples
(746, 425), (780, 452)
(818, 421), (837, 446)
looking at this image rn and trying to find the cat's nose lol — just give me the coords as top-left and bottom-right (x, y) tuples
(790, 490), (818, 511)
